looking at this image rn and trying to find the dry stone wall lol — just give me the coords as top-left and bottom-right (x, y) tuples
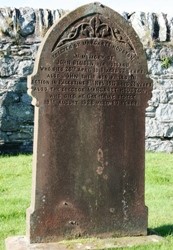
(0, 7), (66, 153)
(0, 7), (173, 153)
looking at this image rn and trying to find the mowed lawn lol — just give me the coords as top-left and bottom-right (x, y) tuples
(0, 153), (173, 250)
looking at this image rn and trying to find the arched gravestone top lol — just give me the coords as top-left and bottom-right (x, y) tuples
(27, 2), (152, 244)
(28, 2), (151, 108)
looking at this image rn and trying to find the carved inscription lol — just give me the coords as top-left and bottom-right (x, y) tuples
(32, 48), (151, 106)
(52, 40), (135, 60)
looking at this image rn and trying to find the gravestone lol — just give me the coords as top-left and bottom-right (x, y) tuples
(27, 2), (153, 243)
(7, 2), (153, 248)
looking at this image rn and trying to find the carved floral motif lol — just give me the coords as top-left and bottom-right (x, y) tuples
(52, 14), (135, 53)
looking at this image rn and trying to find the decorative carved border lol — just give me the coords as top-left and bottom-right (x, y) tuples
(52, 14), (135, 54)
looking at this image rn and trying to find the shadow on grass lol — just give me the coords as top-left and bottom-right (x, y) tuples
(148, 225), (173, 237)
(0, 151), (32, 156)
(0, 142), (33, 155)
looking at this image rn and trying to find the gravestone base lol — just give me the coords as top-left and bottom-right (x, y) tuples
(5, 235), (164, 250)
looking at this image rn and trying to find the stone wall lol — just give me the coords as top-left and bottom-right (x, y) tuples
(0, 7), (66, 153)
(0, 8), (173, 153)
(129, 12), (173, 152)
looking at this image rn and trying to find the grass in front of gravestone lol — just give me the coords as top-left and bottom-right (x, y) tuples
(0, 154), (32, 250)
(123, 152), (173, 250)
(0, 153), (173, 250)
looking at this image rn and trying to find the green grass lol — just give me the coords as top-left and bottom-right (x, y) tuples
(0, 152), (173, 249)
(0, 155), (32, 250)
(125, 152), (173, 250)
